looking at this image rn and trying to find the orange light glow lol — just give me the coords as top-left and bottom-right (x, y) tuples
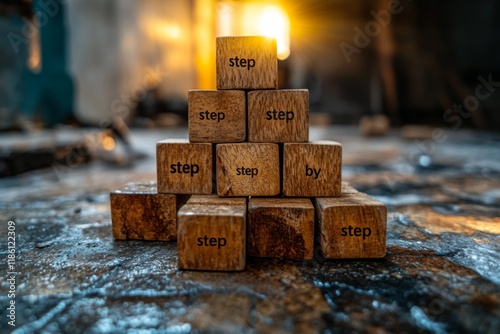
(102, 136), (116, 151)
(144, 20), (182, 41)
(217, 2), (291, 60)
(28, 17), (41, 72)
(160, 24), (182, 40)
(257, 6), (290, 60)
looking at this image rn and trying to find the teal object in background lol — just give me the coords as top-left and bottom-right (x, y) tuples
(23, 0), (74, 126)
(0, 0), (74, 128)
(0, 14), (28, 129)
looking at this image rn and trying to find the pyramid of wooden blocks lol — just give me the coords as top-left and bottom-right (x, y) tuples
(110, 36), (387, 271)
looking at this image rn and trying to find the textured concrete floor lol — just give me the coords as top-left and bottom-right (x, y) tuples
(1, 127), (499, 333)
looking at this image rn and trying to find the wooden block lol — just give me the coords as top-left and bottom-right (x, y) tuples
(177, 201), (247, 271)
(342, 182), (359, 194)
(315, 193), (387, 258)
(283, 141), (342, 197)
(188, 90), (246, 143)
(216, 36), (277, 90)
(359, 115), (390, 137)
(248, 89), (309, 143)
(110, 181), (188, 241)
(156, 139), (213, 194)
(187, 195), (247, 206)
(216, 143), (280, 196)
(248, 198), (314, 259)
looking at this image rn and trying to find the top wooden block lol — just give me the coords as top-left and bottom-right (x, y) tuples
(216, 36), (278, 90)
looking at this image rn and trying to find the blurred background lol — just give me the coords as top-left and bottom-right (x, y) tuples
(1, 0), (499, 176)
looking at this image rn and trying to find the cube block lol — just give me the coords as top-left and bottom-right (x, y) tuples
(156, 139), (213, 194)
(216, 36), (277, 90)
(248, 89), (309, 143)
(216, 143), (280, 197)
(177, 199), (247, 271)
(283, 141), (342, 197)
(315, 193), (387, 258)
(188, 90), (246, 143)
(248, 198), (314, 259)
(110, 181), (188, 241)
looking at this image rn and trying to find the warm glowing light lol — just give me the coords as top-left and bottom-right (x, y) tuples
(216, 3), (291, 60)
(102, 136), (116, 151)
(144, 20), (182, 41)
(257, 6), (290, 60)
(28, 17), (41, 72)
(160, 24), (181, 40)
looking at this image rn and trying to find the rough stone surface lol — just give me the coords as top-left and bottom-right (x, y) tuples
(0, 128), (499, 333)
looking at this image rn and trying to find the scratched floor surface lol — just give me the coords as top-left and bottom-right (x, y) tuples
(1, 127), (499, 333)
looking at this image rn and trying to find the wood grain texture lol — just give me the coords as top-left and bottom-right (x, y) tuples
(216, 143), (280, 196)
(315, 193), (387, 258)
(110, 181), (188, 241)
(216, 36), (277, 90)
(248, 89), (309, 143)
(283, 141), (342, 197)
(188, 90), (246, 143)
(156, 139), (213, 194)
(248, 198), (314, 259)
(187, 195), (247, 206)
(177, 203), (246, 271)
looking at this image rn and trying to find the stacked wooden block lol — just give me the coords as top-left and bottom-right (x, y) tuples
(110, 36), (387, 271)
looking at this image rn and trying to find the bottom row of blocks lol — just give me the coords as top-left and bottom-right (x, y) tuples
(110, 182), (387, 271)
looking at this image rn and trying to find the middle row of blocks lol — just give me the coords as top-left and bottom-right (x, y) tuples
(157, 139), (342, 197)
(188, 89), (309, 143)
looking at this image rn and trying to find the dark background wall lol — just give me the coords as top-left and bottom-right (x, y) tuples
(1, 0), (499, 129)
(282, 0), (500, 128)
